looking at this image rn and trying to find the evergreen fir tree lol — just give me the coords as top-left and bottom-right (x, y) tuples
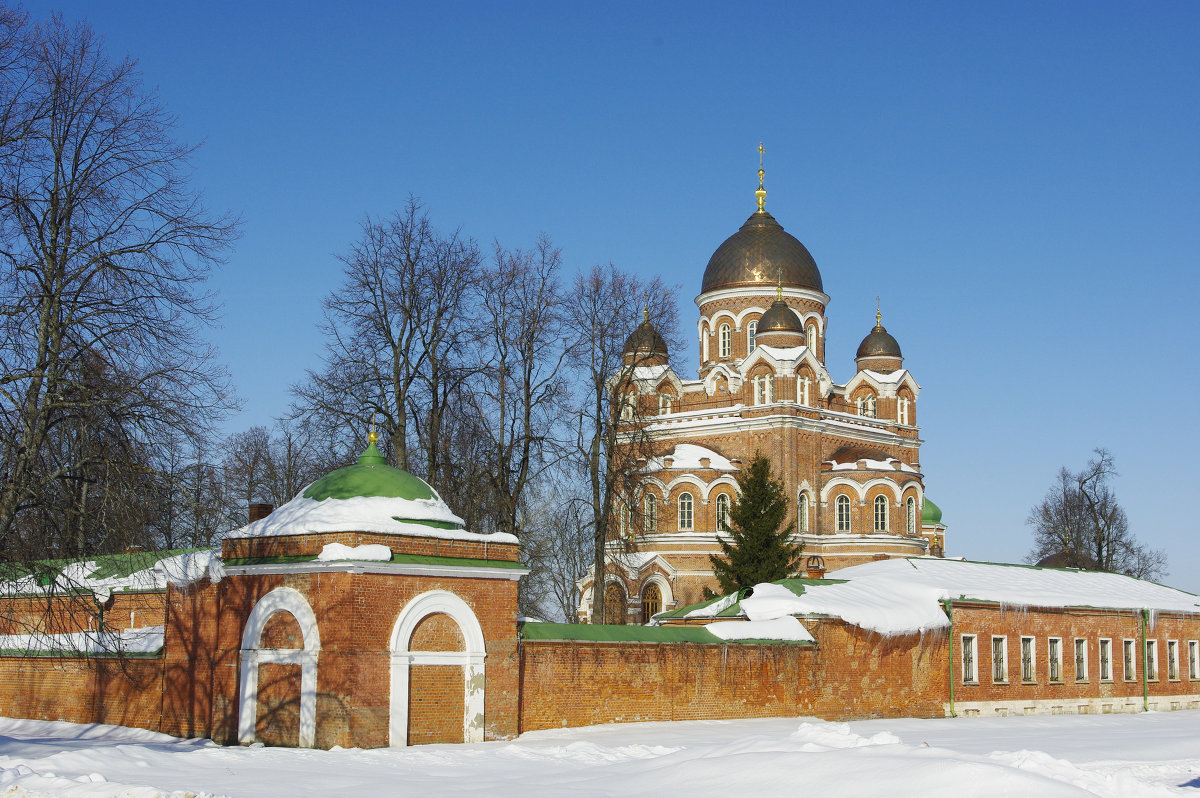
(709, 455), (802, 595)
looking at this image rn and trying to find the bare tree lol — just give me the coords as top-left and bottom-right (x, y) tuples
(1026, 448), (1166, 580)
(293, 199), (478, 481)
(566, 264), (678, 623)
(0, 14), (238, 562)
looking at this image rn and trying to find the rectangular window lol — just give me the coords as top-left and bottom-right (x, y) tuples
(1190, 640), (1199, 680)
(1099, 638), (1112, 682)
(962, 634), (978, 684)
(1167, 640), (1179, 681)
(1123, 639), (1136, 681)
(1074, 638), (1087, 681)
(1021, 636), (1035, 682)
(991, 636), (1007, 683)
(1048, 637), (1062, 683)
(1146, 639), (1158, 681)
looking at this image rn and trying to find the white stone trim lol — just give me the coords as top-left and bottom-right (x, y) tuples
(641, 573), (675, 610)
(696, 286), (831, 308)
(238, 586), (320, 748)
(389, 590), (486, 747)
(947, 695), (1200, 718)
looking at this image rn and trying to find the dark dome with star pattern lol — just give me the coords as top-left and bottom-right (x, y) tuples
(700, 210), (823, 295)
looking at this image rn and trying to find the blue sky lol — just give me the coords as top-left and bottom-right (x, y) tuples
(29, 1), (1200, 589)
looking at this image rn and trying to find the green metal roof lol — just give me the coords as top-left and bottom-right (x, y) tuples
(0, 548), (207, 586)
(922, 497), (943, 525)
(302, 442), (440, 503)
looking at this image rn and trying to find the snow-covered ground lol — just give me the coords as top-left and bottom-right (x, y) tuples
(0, 711), (1197, 797)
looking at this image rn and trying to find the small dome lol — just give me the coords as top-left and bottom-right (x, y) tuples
(623, 319), (668, 358)
(856, 322), (902, 360)
(701, 211), (823, 294)
(921, 497), (942, 525)
(756, 298), (806, 336)
(302, 441), (440, 505)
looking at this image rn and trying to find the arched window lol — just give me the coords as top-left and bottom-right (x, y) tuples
(798, 492), (809, 532)
(716, 493), (731, 532)
(719, 323), (731, 358)
(874, 494), (889, 532)
(753, 374), (772, 405)
(702, 327), (710, 362)
(747, 320), (758, 352)
(807, 324), (818, 354)
(658, 393), (672, 415)
(836, 494), (851, 532)
(603, 583), (626, 625)
(797, 375), (811, 406)
(641, 583), (662, 624)
(856, 394), (876, 418)
(898, 397), (909, 425)
(619, 392), (635, 420)
(644, 493), (658, 533)
(906, 496), (916, 535)
(678, 492), (694, 531)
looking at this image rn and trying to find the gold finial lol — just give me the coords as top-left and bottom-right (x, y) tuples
(776, 267), (783, 301)
(642, 292), (649, 323)
(368, 415), (378, 444)
(875, 296), (882, 327)
(755, 142), (767, 213)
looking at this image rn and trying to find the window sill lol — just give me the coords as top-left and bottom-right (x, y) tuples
(962, 680), (978, 686)
(1100, 679), (1113, 684)
(992, 680), (1008, 685)
(1021, 679), (1037, 685)
(1075, 679), (1089, 684)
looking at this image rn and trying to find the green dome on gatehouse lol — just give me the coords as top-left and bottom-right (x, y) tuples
(921, 497), (943, 526)
(302, 440), (438, 503)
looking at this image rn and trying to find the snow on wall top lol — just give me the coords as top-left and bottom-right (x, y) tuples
(643, 444), (737, 472)
(828, 457), (918, 473)
(1, 549), (224, 602)
(229, 494), (517, 544)
(829, 558), (1200, 615)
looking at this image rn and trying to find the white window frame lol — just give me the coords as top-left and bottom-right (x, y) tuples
(1074, 638), (1088, 682)
(961, 634), (978, 684)
(835, 495), (851, 532)
(991, 635), (1007, 683)
(1048, 637), (1062, 683)
(1189, 640), (1199, 680)
(1099, 638), (1112, 682)
(898, 396), (909, 425)
(747, 320), (757, 352)
(619, 392), (635, 421)
(658, 393), (672, 416)
(715, 493), (730, 532)
(718, 324), (731, 358)
(1020, 636), (1036, 683)
(677, 492), (694, 531)
(905, 496), (916, 535)
(644, 494), (657, 533)
(797, 493), (809, 532)
(702, 327), (709, 362)
(1123, 638), (1136, 681)
(806, 323), (817, 354)
(1167, 639), (1179, 681)
(1146, 638), (1159, 681)
(873, 495), (888, 532)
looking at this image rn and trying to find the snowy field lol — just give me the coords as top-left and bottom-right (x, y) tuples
(0, 712), (1197, 797)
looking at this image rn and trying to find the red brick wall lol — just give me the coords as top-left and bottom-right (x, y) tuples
(408, 665), (465, 744)
(222, 532), (518, 563)
(0, 657), (164, 730)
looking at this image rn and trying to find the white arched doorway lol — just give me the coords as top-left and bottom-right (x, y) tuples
(389, 590), (486, 746)
(237, 586), (320, 748)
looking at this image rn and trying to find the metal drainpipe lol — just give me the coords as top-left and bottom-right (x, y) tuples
(1141, 609), (1149, 712)
(942, 599), (956, 717)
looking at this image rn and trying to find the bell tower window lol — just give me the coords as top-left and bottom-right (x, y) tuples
(797, 376), (811, 406)
(719, 324), (731, 358)
(747, 320), (757, 352)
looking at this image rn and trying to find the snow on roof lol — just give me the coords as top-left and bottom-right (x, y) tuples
(231, 494), (517, 545)
(828, 457), (917, 473)
(862, 369), (909, 386)
(633, 365), (672, 382)
(674, 558), (1200, 639)
(757, 345), (808, 362)
(829, 558), (1200, 616)
(0, 549), (224, 602)
(705, 616), (814, 643)
(643, 443), (737, 472)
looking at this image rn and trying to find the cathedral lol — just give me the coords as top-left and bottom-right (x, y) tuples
(579, 154), (949, 623)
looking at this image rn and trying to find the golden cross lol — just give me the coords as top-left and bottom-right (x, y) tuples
(875, 296), (882, 326)
(758, 142), (765, 170)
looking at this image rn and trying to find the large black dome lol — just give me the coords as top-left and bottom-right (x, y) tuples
(701, 210), (823, 294)
(856, 323), (903, 360)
